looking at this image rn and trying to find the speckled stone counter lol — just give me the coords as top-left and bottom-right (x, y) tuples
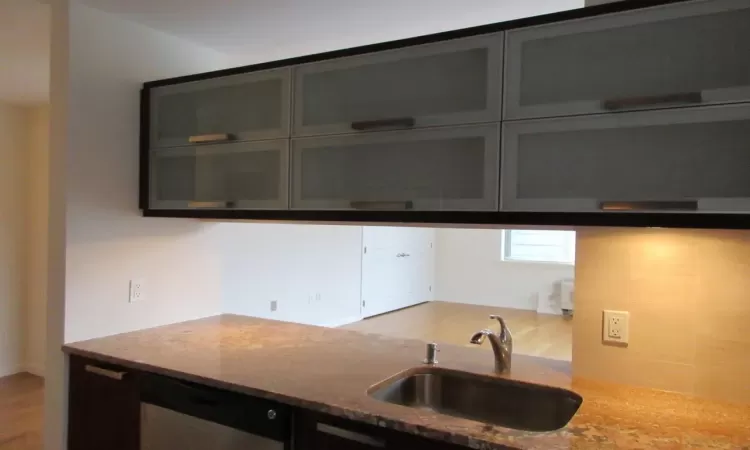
(63, 315), (750, 449)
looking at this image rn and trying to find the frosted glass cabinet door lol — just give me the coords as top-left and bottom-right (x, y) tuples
(150, 68), (291, 148)
(293, 34), (503, 137)
(150, 140), (289, 210)
(501, 104), (750, 213)
(504, 0), (750, 119)
(291, 124), (500, 211)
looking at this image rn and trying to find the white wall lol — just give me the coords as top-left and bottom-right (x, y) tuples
(435, 229), (575, 314)
(221, 0), (584, 65)
(0, 103), (26, 377)
(60, 2), (238, 343)
(25, 105), (49, 376)
(221, 223), (364, 327)
(47, 2), (241, 449)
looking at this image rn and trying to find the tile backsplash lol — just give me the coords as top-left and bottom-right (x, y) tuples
(573, 228), (750, 404)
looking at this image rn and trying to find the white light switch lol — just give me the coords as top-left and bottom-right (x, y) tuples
(603, 310), (629, 345)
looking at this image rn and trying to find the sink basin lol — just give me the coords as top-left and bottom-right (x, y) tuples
(368, 367), (582, 432)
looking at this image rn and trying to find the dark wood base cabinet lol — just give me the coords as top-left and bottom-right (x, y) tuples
(294, 410), (467, 450)
(68, 355), (140, 450)
(68, 356), (467, 450)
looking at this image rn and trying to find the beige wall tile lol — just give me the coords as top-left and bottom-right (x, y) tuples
(574, 227), (750, 403)
(574, 345), (696, 394)
(694, 360), (750, 404)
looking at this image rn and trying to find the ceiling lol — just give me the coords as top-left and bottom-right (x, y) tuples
(0, 0), (50, 105)
(0, 0), (583, 105)
(80, 0), (583, 64)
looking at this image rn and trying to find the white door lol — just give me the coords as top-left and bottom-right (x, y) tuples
(361, 227), (435, 318)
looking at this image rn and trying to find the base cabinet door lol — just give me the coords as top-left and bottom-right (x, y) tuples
(294, 410), (467, 450)
(68, 355), (140, 450)
(502, 104), (750, 213)
(291, 125), (500, 211)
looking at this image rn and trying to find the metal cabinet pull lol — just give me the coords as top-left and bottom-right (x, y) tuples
(396, 253), (411, 258)
(350, 117), (415, 131)
(188, 133), (235, 144)
(316, 424), (385, 448)
(350, 201), (414, 210)
(599, 200), (698, 212)
(601, 92), (702, 111)
(85, 365), (126, 381)
(187, 201), (235, 209)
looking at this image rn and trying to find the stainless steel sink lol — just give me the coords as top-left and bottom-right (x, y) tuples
(368, 367), (582, 432)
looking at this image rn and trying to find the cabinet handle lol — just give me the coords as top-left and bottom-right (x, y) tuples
(350, 117), (415, 131)
(350, 201), (414, 210)
(396, 253), (411, 258)
(599, 200), (698, 211)
(85, 364), (126, 381)
(188, 133), (235, 144)
(316, 424), (386, 448)
(187, 201), (235, 208)
(601, 92), (702, 111)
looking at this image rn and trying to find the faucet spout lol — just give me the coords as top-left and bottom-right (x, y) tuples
(469, 315), (513, 373)
(469, 331), (488, 345)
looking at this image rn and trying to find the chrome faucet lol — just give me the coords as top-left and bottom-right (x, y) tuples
(469, 315), (513, 373)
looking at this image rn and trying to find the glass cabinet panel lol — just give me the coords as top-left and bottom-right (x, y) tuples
(150, 140), (289, 210)
(292, 125), (500, 211)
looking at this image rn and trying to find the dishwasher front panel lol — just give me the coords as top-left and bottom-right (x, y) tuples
(141, 403), (284, 450)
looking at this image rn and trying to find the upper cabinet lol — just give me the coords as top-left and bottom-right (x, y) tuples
(150, 140), (289, 210)
(501, 104), (750, 213)
(149, 68), (292, 148)
(504, 0), (750, 120)
(141, 0), (750, 227)
(291, 124), (500, 211)
(293, 34), (504, 137)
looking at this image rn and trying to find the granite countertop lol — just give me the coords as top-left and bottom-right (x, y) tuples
(63, 315), (750, 450)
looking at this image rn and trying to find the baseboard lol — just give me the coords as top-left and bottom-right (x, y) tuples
(22, 361), (45, 377)
(362, 301), (429, 320)
(319, 315), (363, 328)
(0, 364), (23, 378)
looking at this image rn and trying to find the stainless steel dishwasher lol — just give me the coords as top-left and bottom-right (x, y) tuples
(140, 372), (290, 450)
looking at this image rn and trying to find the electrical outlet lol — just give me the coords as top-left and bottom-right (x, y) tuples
(270, 300), (278, 312)
(129, 279), (145, 303)
(603, 310), (629, 345)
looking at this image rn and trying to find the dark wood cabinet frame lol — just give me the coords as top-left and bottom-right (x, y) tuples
(137, 0), (750, 230)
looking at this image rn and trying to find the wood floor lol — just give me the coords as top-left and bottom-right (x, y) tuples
(341, 301), (573, 361)
(0, 373), (43, 450)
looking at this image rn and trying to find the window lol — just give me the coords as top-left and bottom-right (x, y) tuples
(502, 230), (576, 264)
